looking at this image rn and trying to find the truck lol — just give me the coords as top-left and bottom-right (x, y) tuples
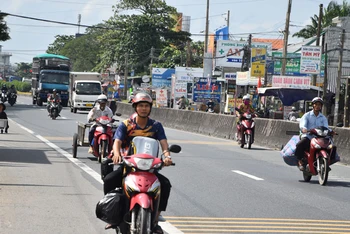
(68, 72), (102, 113)
(31, 53), (71, 106)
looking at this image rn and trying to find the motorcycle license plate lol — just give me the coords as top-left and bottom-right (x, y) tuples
(85, 103), (93, 107)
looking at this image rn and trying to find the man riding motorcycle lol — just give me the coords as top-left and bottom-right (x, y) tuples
(287, 106), (299, 121)
(1, 84), (8, 93)
(87, 94), (113, 154)
(206, 99), (215, 112)
(104, 92), (172, 234)
(235, 94), (255, 142)
(47, 89), (62, 115)
(295, 97), (329, 171)
(7, 85), (17, 95)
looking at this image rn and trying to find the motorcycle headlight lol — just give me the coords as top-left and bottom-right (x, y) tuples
(246, 114), (252, 119)
(314, 143), (322, 149)
(99, 119), (109, 125)
(327, 144), (333, 149)
(315, 129), (328, 137)
(134, 158), (154, 170)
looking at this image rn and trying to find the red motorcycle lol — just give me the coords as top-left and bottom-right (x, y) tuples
(236, 108), (256, 149)
(92, 115), (119, 163)
(115, 136), (181, 234)
(301, 126), (338, 186)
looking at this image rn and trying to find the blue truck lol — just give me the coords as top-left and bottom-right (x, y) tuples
(31, 53), (71, 106)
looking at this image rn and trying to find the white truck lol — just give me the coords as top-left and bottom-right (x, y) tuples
(69, 72), (102, 113)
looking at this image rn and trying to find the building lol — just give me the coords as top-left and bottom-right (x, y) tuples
(0, 45), (12, 80)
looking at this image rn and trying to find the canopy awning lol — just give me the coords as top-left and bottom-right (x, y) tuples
(258, 86), (323, 106)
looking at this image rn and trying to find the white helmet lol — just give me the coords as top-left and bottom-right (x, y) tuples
(97, 94), (108, 103)
(243, 95), (250, 100)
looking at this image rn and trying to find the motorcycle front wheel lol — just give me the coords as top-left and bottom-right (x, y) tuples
(318, 157), (329, 186)
(100, 140), (108, 161)
(135, 207), (151, 234)
(246, 134), (252, 149)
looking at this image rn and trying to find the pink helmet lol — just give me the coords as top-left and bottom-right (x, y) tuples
(132, 93), (153, 108)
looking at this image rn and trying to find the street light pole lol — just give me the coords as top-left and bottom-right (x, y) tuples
(204, 0), (210, 53)
(281, 0), (292, 76)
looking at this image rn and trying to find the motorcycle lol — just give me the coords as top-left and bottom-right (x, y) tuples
(48, 99), (60, 120)
(236, 108), (255, 149)
(92, 114), (120, 163)
(111, 136), (181, 234)
(300, 126), (338, 186)
(1, 90), (7, 103)
(8, 92), (17, 106)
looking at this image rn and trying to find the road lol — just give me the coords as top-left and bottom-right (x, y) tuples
(1, 95), (350, 234)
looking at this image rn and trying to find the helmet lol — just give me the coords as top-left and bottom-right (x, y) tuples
(291, 106), (296, 111)
(132, 92), (153, 108)
(243, 95), (250, 100)
(11, 85), (14, 88)
(53, 89), (57, 92)
(97, 94), (108, 103)
(312, 97), (323, 105)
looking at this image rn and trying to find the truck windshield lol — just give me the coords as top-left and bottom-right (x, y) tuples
(76, 83), (101, 95)
(41, 73), (69, 85)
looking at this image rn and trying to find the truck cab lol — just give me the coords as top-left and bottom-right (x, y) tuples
(69, 72), (102, 113)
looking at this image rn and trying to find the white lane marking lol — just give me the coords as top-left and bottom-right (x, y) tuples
(12, 119), (183, 234)
(61, 117), (67, 119)
(232, 170), (264, 181)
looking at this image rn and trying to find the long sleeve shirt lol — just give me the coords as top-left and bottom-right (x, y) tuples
(299, 110), (328, 139)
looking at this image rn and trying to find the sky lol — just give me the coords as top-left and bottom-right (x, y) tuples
(0, 0), (343, 64)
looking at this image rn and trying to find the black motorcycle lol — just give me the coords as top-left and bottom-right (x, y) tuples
(8, 92), (17, 106)
(48, 99), (60, 120)
(1, 90), (7, 103)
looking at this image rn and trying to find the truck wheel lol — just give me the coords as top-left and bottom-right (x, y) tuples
(37, 99), (43, 106)
(32, 98), (36, 105)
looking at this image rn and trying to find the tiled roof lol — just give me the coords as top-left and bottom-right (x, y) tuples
(252, 38), (284, 50)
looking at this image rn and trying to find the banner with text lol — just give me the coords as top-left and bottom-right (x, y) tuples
(272, 75), (311, 89)
(300, 46), (322, 74)
(251, 47), (266, 77)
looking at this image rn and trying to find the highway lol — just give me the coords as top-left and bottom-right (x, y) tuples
(1, 95), (350, 234)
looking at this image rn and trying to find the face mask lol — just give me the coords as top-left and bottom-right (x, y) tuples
(244, 100), (250, 105)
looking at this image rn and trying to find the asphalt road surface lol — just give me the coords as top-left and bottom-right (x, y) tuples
(1, 96), (350, 234)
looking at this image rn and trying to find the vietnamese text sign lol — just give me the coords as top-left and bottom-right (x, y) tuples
(300, 46), (322, 74)
(236, 71), (249, 85)
(272, 75), (311, 89)
(174, 82), (187, 98)
(152, 68), (174, 88)
(251, 48), (266, 77)
(156, 89), (168, 107)
(193, 78), (221, 103)
(272, 52), (301, 76)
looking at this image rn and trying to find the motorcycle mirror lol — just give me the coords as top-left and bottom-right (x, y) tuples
(115, 113), (122, 116)
(169, 144), (181, 153)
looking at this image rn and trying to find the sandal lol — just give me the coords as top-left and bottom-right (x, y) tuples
(152, 224), (164, 234)
(105, 223), (118, 230)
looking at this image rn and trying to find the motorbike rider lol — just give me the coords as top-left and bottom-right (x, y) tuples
(177, 95), (187, 109)
(295, 97), (329, 171)
(104, 92), (172, 234)
(7, 85), (17, 95)
(0, 102), (9, 133)
(47, 89), (62, 115)
(235, 94), (256, 142)
(287, 106), (299, 121)
(1, 84), (8, 94)
(206, 99), (215, 112)
(87, 94), (113, 154)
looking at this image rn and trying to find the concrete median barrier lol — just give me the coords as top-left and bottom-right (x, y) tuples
(116, 102), (350, 165)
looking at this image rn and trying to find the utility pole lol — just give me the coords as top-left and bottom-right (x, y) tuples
(344, 77), (350, 127)
(313, 3), (323, 86)
(77, 14), (81, 34)
(281, 0), (292, 76)
(149, 46), (154, 74)
(226, 10), (230, 32)
(123, 53), (128, 98)
(204, 0), (210, 53)
(322, 42), (328, 116)
(333, 29), (345, 127)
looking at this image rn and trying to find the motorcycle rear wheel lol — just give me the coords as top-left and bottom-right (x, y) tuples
(318, 157), (329, 186)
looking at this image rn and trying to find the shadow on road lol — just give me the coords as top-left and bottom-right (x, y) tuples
(299, 180), (350, 187)
(0, 149), (51, 165)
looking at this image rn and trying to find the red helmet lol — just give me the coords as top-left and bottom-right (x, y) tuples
(132, 93), (153, 108)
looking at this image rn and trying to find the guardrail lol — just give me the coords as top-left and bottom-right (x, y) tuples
(116, 102), (349, 164)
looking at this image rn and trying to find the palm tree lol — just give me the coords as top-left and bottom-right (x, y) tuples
(293, 0), (350, 39)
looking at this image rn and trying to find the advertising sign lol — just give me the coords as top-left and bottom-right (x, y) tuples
(193, 78), (221, 103)
(215, 26), (229, 41)
(216, 40), (271, 68)
(272, 52), (302, 76)
(156, 89), (168, 107)
(174, 82), (187, 98)
(175, 67), (203, 82)
(251, 48), (266, 77)
(272, 75), (311, 89)
(224, 73), (237, 80)
(236, 71), (249, 85)
(152, 68), (174, 88)
(300, 46), (322, 74)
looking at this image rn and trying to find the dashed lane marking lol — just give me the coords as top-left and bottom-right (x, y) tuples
(232, 170), (264, 181)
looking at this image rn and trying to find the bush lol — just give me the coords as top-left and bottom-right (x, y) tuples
(0, 81), (31, 92)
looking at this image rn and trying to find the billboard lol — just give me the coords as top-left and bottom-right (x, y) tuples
(215, 26), (229, 41)
(193, 77), (221, 103)
(152, 68), (174, 88)
(300, 46), (322, 74)
(272, 75), (311, 89)
(251, 48), (266, 77)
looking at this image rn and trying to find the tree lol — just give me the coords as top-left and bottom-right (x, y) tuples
(95, 0), (191, 75)
(46, 35), (75, 54)
(293, 0), (350, 39)
(0, 13), (10, 42)
(15, 62), (32, 78)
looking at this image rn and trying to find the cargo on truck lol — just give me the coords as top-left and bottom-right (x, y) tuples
(69, 72), (102, 113)
(31, 53), (71, 106)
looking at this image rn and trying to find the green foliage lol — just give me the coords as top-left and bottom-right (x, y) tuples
(15, 62), (32, 78)
(46, 35), (75, 54)
(0, 13), (10, 42)
(0, 81), (31, 92)
(293, 0), (350, 39)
